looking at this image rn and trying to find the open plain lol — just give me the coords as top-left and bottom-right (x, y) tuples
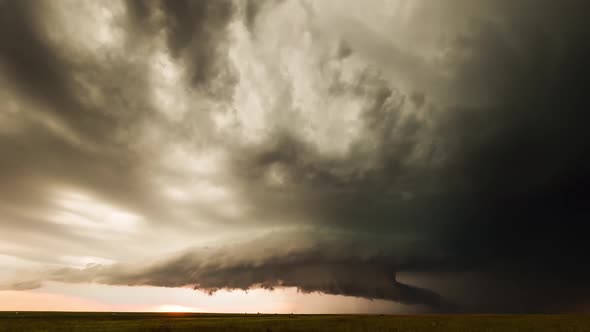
(1, 312), (589, 332)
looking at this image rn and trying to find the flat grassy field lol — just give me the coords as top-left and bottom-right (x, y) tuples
(1, 312), (589, 332)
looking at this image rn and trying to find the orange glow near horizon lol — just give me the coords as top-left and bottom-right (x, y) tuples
(0, 282), (410, 314)
(154, 304), (206, 313)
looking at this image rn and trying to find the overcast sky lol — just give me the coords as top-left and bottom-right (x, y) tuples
(1, 0), (589, 313)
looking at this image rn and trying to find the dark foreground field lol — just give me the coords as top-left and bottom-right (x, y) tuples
(1, 312), (589, 332)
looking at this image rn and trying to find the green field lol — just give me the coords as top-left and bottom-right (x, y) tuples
(1, 312), (589, 332)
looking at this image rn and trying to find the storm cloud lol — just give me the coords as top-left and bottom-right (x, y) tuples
(4, 231), (454, 311)
(1, 0), (589, 313)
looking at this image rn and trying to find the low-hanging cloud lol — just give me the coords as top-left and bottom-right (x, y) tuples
(3, 231), (455, 311)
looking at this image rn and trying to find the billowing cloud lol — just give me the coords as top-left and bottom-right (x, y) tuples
(1, 0), (589, 313)
(3, 231), (454, 311)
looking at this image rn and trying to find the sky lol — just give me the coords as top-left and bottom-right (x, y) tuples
(0, 0), (589, 314)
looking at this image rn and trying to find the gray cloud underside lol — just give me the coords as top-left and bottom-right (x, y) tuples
(1, 0), (590, 312)
(6, 232), (453, 311)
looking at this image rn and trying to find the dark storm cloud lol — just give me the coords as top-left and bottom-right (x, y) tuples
(242, 0), (284, 34)
(162, 0), (235, 90)
(126, 0), (238, 97)
(2, 0), (590, 314)
(243, 0), (265, 32)
(215, 0), (590, 312)
(226, 70), (437, 236)
(8, 231), (454, 311)
(0, 1), (110, 140)
(428, 0), (590, 311)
